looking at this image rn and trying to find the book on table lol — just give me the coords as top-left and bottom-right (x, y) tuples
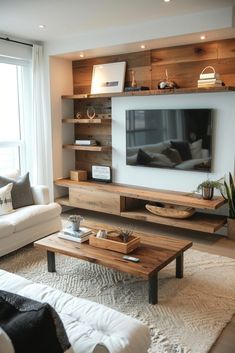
(57, 227), (92, 243)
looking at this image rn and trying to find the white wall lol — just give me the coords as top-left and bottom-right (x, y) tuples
(112, 92), (235, 193)
(49, 56), (74, 198)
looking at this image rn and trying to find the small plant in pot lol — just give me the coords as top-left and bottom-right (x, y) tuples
(196, 179), (223, 200)
(220, 173), (235, 240)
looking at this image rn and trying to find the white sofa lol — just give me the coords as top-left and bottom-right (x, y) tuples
(0, 269), (151, 353)
(0, 171), (61, 257)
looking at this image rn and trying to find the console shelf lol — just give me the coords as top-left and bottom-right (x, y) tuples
(54, 179), (227, 233)
(63, 144), (111, 152)
(62, 118), (111, 124)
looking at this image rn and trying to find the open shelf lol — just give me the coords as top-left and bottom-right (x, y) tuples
(62, 86), (235, 100)
(62, 118), (111, 124)
(63, 144), (112, 152)
(120, 209), (226, 233)
(55, 196), (70, 206)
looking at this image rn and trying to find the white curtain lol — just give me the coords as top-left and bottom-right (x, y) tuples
(32, 44), (53, 197)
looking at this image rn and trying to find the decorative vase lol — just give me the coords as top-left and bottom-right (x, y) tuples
(227, 218), (235, 240)
(202, 186), (214, 200)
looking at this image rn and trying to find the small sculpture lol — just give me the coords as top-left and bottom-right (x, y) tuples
(131, 70), (137, 88)
(68, 214), (83, 231)
(158, 69), (177, 89)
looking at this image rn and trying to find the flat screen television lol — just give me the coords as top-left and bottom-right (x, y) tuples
(126, 109), (213, 172)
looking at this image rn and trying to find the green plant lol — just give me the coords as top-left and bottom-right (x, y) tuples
(221, 173), (235, 219)
(196, 179), (224, 192)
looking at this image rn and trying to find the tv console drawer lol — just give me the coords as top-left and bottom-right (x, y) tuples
(69, 187), (120, 215)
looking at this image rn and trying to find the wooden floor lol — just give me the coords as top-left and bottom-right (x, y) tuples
(62, 208), (235, 353)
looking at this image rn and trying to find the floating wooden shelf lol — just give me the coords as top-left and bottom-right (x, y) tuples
(63, 144), (111, 152)
(62, 86), (235, 100)
(120, 209), (226, 234)
(62, 118), (111, 124)
(54, 179), (226, 210)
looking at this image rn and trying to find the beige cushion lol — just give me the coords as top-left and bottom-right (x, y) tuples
(0, 221), (14, 239)
(0, 203), (61, 233)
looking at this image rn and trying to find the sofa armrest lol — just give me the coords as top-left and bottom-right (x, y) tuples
(31, 185), (50, 205)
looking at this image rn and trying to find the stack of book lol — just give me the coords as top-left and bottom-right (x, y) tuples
(75, 139), (97, 146)
(58, 227), (92, 243)
(197, 70), (223, 88)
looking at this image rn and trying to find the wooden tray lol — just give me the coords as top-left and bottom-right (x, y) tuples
(145, 204), (195, 219)
(89, 233), (140, 254)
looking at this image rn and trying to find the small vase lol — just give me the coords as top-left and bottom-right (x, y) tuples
(227, 218), (235, 240)
(202, 186), (214, 200)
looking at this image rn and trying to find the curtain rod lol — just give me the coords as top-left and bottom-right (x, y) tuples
(0, 36), (33, 47)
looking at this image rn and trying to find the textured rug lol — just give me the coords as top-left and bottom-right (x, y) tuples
(1, 246), (235, 353)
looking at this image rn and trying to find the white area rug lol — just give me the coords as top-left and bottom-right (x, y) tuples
(1, 246), (235, 353)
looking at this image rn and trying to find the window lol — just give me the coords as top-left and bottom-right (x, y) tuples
(0, 57), (32, 173)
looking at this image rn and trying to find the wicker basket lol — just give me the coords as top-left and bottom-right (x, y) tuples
(145, 204), (195, 219)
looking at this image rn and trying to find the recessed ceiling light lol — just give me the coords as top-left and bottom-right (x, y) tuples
(38, 24), (46, 29)
(200, 35), (206, 40)
(164, 0), (171, 2)
(140, 44), (146, 49)
(79, 53), (84, 58)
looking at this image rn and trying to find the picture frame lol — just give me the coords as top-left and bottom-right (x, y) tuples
(91, 61), (126, 94)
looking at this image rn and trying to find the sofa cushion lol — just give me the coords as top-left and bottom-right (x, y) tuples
(0, 173), (34, 209)
(0, 221), (14, 240)
(170, 140), (192, 161)
(0, 203), (61, 233)
(136, 149), (152, 165)
(0, 183), (14, 216)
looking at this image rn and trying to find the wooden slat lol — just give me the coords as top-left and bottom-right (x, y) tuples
(62, 118), (111, 124)
(54, 179), (226, 210)
(121, 209), (226, 233)
(63, 144), (112, 152)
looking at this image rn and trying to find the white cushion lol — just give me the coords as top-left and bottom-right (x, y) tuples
(190, 139), (202, 159)
(0, 183), (14, 216)
(0, 270), (150, 353)
(0, 203), (61, 233)
(0, 169), (20, 180)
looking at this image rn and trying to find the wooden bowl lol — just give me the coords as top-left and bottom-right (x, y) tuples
(145, 204), (195, 219)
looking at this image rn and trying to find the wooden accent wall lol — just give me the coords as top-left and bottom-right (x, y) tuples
(72, 38), (235, 92)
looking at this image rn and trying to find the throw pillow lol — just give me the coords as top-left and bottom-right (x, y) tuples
(0, 172), (34, 209)
(161, 148), (182, 164)
(136, 149), (152, 165)
(149, 152), (175, 167)
(170, 140), (192, 161)
(0, 183), (13, 216)
(190, 139), (202, 159)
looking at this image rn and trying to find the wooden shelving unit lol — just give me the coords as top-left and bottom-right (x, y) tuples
(62, 86), (235, 100)
(54, 178), (227, 233)
(62, 118), (111, 124)
(63, 144), (111, 152)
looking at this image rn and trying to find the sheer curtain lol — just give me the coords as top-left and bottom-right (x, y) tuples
(32, 44), (53, 197)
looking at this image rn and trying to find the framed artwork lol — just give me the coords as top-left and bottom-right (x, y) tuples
(91, 61), (126, 94)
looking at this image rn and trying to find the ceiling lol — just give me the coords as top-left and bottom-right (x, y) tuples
(1, 0), (235, 59)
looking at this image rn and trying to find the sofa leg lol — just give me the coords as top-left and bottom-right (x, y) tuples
(47, 251), (56, 272)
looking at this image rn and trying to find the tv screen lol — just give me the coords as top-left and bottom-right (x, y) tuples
(126, 109), (213, 172)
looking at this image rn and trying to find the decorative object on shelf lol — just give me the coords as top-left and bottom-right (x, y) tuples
(220, 172), (235, 239)
(86, 106), (96, 119)
(75, 112), (82, 119)
(70, 169), (87, 181)
(92, 165), (112, 182)
(196, 179), (223, 200)
(158, 69), (178, 89)
(68, 214), (84, 231)
(91, 61), (126, 94)
(89, 230), (140, 254)
(96, 229), (108, 239)
(119, 228), (133, 243)
(124, 86), (149, 92)
(131, 70), (137, 88)
(197, 66), (223, 88)
(75, 139), (97, 146)
(145, 203), (195, 219)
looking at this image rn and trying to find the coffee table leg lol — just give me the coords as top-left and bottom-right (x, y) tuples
(176, 253), (183, 278)
(148, 273), (158, 304)
(47, 251), (56, 272)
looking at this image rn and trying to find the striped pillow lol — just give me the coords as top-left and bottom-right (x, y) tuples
(0, 183), (13, 216)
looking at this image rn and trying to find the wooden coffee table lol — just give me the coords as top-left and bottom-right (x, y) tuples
(34, 222), (192, 304)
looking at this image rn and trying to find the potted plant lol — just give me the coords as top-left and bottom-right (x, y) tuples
(196, 179), (223, 200)
(221, 173), (235, 239)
